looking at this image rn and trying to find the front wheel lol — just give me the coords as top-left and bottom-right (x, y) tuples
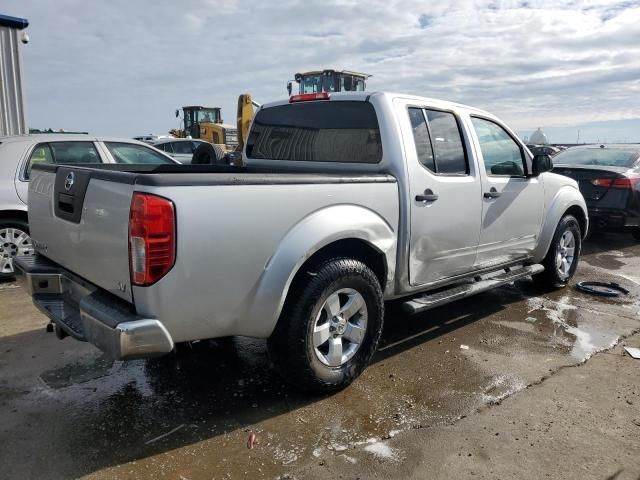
(0, 219), (33, 281)
(268, 258), (384, 392)
(533, 214), (581, 289)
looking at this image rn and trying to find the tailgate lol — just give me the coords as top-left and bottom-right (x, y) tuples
(28, 165), (136, 302)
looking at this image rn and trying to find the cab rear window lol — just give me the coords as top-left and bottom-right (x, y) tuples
(246, 101), (382, 163)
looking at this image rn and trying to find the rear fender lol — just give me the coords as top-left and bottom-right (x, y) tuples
(246, 204), (396, 337)
(532, 184), (588, 262)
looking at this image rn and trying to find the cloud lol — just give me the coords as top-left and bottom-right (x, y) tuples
(3, 0), (639, 142)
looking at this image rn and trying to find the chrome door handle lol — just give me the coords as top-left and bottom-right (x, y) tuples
(484, 188), (501, 199)
(415, 189), (438, 202)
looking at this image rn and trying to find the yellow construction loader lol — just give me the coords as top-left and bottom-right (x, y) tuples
(170, 105), (237, 159)
(190, 94), (257, 165)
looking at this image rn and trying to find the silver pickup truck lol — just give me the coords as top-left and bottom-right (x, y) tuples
(16, 91), (588, 392)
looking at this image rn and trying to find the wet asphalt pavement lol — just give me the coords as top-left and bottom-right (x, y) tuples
(1, 233), (639, 479)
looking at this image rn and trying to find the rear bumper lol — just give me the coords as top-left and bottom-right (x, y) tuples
(14, 255), (174, 360)
(588, 207), (640, 230)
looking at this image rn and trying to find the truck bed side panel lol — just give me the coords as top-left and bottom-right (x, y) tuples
(132, 179), (399, 342)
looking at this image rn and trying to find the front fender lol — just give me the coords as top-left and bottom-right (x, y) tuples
(532, 183), (588, 262)
(245, 204), (397, 338)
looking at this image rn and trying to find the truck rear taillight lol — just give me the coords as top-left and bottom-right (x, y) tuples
(591, 177), (640, 189)
(129, 193), (176, 286)
(289, 92), (330, 103)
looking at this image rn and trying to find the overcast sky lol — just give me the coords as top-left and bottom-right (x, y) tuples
(4, 0), (640, 143)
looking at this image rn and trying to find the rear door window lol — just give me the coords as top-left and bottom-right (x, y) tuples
(49, 142), (101, 164)
(408, 108), (436, 172)
(408, 108), (468, 175)
(425, 110), (467, 174)
(246, 101), (382, 163)
(25, 144), (54, 178)
(105, 142), (174, 164)
(26, 141), (101, 179)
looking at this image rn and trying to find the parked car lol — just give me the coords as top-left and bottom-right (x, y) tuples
(552, 144), (640, 239)
(0, 134), (178, 279)
(16, 92), (587, 392)
(151, 138), (208, 164)
(527, 144), (561, 157)
(132, 134), (173, 143)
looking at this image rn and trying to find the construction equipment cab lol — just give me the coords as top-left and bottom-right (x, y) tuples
(287, 69), (370, 95)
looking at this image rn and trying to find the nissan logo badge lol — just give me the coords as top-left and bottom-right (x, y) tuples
(64, 172), (75, 191)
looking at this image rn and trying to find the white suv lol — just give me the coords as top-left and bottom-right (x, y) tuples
(0, 134), (177, 279)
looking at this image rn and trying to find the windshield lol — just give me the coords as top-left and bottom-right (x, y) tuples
(300, 74), (323, 94)
(553, 148), (639, 167)
(197, 109), (219, 123)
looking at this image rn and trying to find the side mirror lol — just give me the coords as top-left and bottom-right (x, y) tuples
(532, 154), (553, 176)
(286, 81), (292, 96)
(175, 109), (180, 118)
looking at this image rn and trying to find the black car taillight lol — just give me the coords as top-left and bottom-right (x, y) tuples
(591, 177), (640, 189)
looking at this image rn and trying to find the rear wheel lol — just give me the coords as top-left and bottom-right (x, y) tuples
(268, 258), (384, 392)
(0, 219), (33, 281)
(192, 142), (226, 165)
(533, 214), (581, 289)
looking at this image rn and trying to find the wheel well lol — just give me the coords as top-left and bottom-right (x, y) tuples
(0, 210), (28, 224)
(565, 205), (587, 238)
(291, 238), (388, 291)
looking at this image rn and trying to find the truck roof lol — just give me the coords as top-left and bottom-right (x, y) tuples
(260, 91), (496, 118)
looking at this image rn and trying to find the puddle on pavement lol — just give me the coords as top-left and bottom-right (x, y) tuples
(525, 295), (622, 361)
(40, 354), (115, 388)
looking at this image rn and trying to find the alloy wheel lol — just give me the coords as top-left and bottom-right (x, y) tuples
(555, 230), (575, 279)
(312, 288), (368, 367)
(0, 228), (34, 274)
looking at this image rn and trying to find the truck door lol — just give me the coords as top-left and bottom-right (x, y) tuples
(469, 116), (544, 266)
(401, 104), (482, 286)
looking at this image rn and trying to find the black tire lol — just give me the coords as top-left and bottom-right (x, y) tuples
(533, 215), (581, 290)
(632, 228), (640, 241)
(268, 258), (384, 393)
(0, 218), (32, 281)
(192, 142), (226, 165)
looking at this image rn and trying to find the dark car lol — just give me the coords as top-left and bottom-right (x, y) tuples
(552, 145), (640, 239)
(527, 144), (561, 157)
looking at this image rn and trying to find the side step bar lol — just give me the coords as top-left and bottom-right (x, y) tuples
(402, 264), (544, 315)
